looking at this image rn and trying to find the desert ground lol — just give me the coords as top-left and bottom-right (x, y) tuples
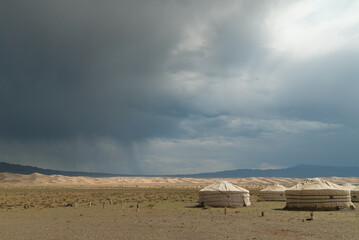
(1, 173), (359, 240)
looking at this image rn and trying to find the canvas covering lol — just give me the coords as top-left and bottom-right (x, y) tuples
(259, 184), (286, 201)
(199, 181), (250, 207)
(285, 178), (355, 210)
(351, 187), (359, 202)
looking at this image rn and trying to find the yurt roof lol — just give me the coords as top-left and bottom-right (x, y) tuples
(200, 181), (249, 193)
(260, 184), (286, 192)
(288, 178), (347, 191)
(342, 183), (356, 190)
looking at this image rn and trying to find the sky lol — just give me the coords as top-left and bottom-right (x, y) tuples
(1, 0), (359, 174)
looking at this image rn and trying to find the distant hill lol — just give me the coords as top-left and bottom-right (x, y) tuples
(0, 162), (130, 177)
(1, 162), (359, 178)
(173, 164), (359, 178)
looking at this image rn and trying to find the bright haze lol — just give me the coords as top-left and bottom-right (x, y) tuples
(1, 1), (359, 175)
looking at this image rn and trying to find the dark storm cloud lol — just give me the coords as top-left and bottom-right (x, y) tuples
(1, 0), (214, 173)
(0, 0), (193, 141)
(1, 0), (358, 174)
(0, 0), (275, 141)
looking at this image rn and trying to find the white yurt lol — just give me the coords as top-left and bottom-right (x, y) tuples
(284, 178), (355, 211)
(199, 181), (250, 207)
(351, 186), (359, 202)
(342, 183), (356, 190)
(259, 184), (286, 201)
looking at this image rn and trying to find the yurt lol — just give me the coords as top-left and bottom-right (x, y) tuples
(259, 184), (286, 201)
(351, 186), (359, 202)
(342, 183), (356, 190)
(284, 178), (355, 211)
(199, 181), (250, 207)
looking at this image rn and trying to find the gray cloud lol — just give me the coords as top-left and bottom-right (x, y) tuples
(1, 0), (359, 174)
(274, 51), (359, 125)
(0, 0), (191, 140)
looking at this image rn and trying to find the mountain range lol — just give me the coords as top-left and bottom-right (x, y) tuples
(0, 162), (129, 178)
(1, 162), (359, 178)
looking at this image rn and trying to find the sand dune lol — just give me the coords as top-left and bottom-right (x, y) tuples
(1, 172), (359, 187)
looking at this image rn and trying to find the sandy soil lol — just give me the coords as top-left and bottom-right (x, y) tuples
(1, 174), (359, 239)
(0, 187), (358, 240)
